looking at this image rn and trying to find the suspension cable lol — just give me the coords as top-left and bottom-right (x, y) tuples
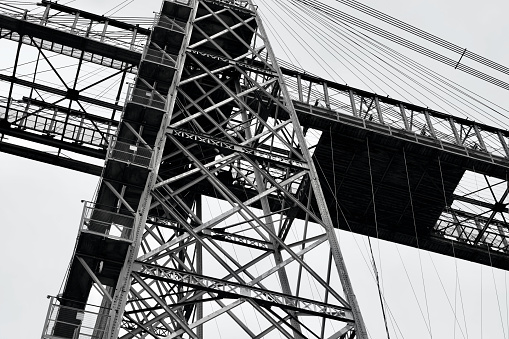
(402, 147), (433, 337)
(290, 0), (509, 91)
(366, 138), (391, 339)
(332, 0), (509, 78)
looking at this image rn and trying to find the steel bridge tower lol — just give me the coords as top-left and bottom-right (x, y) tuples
(35, 0), (366, 338)
(1, 0), (509, 338)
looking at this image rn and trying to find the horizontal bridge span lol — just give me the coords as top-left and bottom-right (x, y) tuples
(4, 90), (507, 179)
(2, 5), (506, 165)
(280, 68), (509, 166)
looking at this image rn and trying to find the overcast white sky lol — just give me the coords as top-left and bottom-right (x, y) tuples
(1, 0), (509, 338)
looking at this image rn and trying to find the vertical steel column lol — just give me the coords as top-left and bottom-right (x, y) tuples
(101, 20), (109, 42)
(424, 109), (437, 138)
(449, 117), (462, 145)
(349, 89), (358, 117)
(196, 196), (203, 339)
(498, 131), (509, 158)
(297, 74), (303, 102)
(130, 26), (138, 51)
(473, 125), (487, 151)
(399, 104), (410, 131)
(70, 12), (79, 34)
(40, 4), (50, 25)
(323, 82), (331, 110)
(374, 96), (384, 124)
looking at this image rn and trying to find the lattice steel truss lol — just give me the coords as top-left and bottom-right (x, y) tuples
(40, 0), (367, 338)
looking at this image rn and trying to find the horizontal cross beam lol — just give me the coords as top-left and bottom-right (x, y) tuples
(135, 263), (354, 322)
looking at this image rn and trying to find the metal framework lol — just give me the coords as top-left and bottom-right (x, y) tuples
(0, 0), (508, 338)
(28, 0), (366, 338)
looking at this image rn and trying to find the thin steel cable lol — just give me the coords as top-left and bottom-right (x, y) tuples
(265, 0), (356, 84)
(269, 0), (509, 132)
(332, 0), (509, 77)
(324, 17), (506, 126)
(402, 147), (433, 337)
(259, 0), (348, 84)
(274, 0), (381, 92)
(258, 10), (304, 70)
(17, 62), (78, 78)
(366, 138), (390, 339)
(290, 0), (509, 91)
(103, 0), (133, 16)
(314, 129), (406, 338)
(0, 52), (61, 72)
(451, 242), (470, 339)
(488, 246), (507, 338)
(292, 0), (450, 105)
(437, 158), (469, 339)
(426, 252), (467, 339)
(352, 27), (509, 124)
(394, 244), (433, 337)
(288, 0), (412, 99)
(290, 0), (509, 127)
(367, 236), (390, 339)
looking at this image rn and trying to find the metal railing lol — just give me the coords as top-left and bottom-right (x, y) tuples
(165, 0), (193, 5)
(155, 15), (186, 33)
(0, 103), (113, 148)
(129, 87), (167, 110)
(80, 201), (134, 242)
(107, 136), (153, 168)
(0, 5), (147, 53)
(144, 48), (178, 68)
(41, 297), (110, 339)
(434, 208), (509, 253)
(280, 73), (509, 165)
(203, 0), (253, 11)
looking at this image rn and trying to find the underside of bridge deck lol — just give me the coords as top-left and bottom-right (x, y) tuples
(312, 120), (509, 270)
